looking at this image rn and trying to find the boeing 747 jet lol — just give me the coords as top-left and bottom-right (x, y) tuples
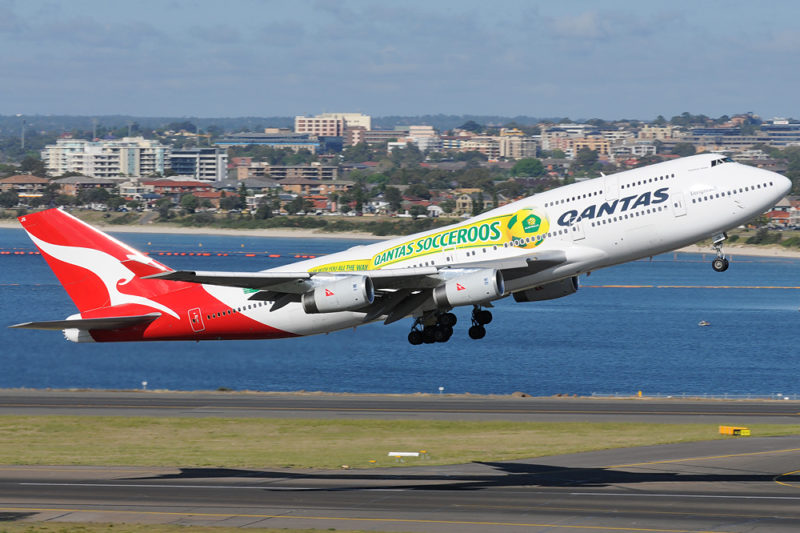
(10, 153), (791, 344)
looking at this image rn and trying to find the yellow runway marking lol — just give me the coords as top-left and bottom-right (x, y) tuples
(774, 469), (800, 488)
(0, 506), (733, 532)
(460, 503), (800, 521)
(606, 447), (800, 469)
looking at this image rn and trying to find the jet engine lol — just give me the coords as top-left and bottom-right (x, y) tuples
(302, 276), (375, 314)
(432, 269), (505, 308)
(512, 276), (578, 302)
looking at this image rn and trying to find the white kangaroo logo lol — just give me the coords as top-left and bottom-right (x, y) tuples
(29, 234), (180, 320)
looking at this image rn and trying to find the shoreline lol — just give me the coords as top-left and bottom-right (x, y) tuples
(0, 387), (795, 401)
(2, 219), (800, 258)
(0, 218), (382, 240)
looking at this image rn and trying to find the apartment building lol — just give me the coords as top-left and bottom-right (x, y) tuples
(499, 136), (537, 159)
(295, 113), (371, 137)
(169, 147), (228, 182)
(638, 124), (681, 140)
(235, 162), (339, 181)
(42, 137), (170, 178)
(215, 132), (319, 153)
(461, 136), (501, 159)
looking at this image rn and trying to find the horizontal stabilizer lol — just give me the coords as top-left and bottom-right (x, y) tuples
(9, 313), (161, 331)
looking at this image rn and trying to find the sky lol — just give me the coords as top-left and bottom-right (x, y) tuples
(1, 0), (799, 120)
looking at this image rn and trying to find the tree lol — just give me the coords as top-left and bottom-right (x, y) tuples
(671, 143), (696, 157)
(550, 149), (567, 159)
(106, 195), (125, 210)
(219, 194), (240, 211)
(254, 204), (272, 219)
(341, 142), (375, 163)
(0, 191), (18, 208)
(77, 187), (110, 205)
(471, 192), (484, 217)
(167, 121), (197, 133)
(383, 186), (403, 211)
(238, 183), (248, 210)
(439, 199), (455, 214)
(285, 196), (306, 215)
(155, 197), (172, 219)
(511, 158), (545, 177)
(406, 182), (431, 199)
(574, 147), (599, 171)
(20, 156), (47, 177)
(458, 120), (483, 133)
(180, 193), (199, 213)
(408, 204), (427, 219)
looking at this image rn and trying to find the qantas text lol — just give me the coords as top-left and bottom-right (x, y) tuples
(557, 188), (670, 227)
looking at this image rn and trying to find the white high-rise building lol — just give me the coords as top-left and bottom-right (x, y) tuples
(42, 137), (171, 178)
(294, 113), (371, 136)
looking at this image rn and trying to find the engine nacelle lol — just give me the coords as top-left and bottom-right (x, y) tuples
(302, 276), (375, 314)
(513, 276), (578, 302)
(432, 269), (505, 308)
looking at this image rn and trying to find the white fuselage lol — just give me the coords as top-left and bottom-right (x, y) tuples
(203, 154), (791, 336)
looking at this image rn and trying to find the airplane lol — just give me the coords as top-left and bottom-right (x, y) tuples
(9, 153), (791, 345)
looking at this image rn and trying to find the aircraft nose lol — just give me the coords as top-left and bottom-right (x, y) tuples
(777, 173), (793, 196)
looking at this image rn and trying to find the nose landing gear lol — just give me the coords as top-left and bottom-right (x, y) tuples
(711, 232), (729, 272)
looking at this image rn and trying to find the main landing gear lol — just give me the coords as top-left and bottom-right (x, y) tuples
(407, 306), (493, 345)
(711, 232), (729, 272)
(408, 312), (457, 345)
(468, 305), (493, 340)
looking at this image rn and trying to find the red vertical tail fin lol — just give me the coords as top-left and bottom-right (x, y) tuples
(18, 208), (178, 317)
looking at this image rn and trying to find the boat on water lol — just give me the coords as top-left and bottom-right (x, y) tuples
(698, 320), (711, 327)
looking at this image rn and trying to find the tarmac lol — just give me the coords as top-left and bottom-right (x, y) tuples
(1, 390), (800, 532)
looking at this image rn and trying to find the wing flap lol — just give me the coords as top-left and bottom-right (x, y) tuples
(143, 267), (441, 292)
(9, 313), (161, 331)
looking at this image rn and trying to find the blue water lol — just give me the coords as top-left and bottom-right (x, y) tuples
(1, 227), (799, 396)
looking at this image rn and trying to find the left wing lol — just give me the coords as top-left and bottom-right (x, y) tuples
(144, 250), (570, 321)
(144, 266), (442, 293)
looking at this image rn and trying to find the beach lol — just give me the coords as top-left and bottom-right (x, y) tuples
(2, 218), (799, 258)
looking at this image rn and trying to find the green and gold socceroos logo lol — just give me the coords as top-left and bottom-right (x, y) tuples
(309, 207), (551, 272)
(504, 208), (549, 248)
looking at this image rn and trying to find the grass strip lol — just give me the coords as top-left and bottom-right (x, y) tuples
(0, 416), (797, 469)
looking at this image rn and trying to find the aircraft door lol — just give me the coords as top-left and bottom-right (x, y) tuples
(188, 307), (205, 332)
(570, 219), (586, 241)
(604, 174), (619, 201)
(671, 191), (687, 217)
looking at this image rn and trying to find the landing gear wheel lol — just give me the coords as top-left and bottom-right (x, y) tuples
(712, 257), (729, 272)
(422, 327), (437, 344)
(468, 325), (486, 340)
(439, 312), (457, 327)
(433, 325), (453, 343)
(711, 232), (729, 272)
(408, 330), (423, 345)
(475, 310), (492, 325)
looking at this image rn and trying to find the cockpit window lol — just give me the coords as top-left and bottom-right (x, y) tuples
(710, 157), (734, 167)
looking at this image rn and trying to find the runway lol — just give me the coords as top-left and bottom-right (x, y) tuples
(2, 390), (800, 531)
(0, 389), (799, 423)
(2, 436), (800, 532)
